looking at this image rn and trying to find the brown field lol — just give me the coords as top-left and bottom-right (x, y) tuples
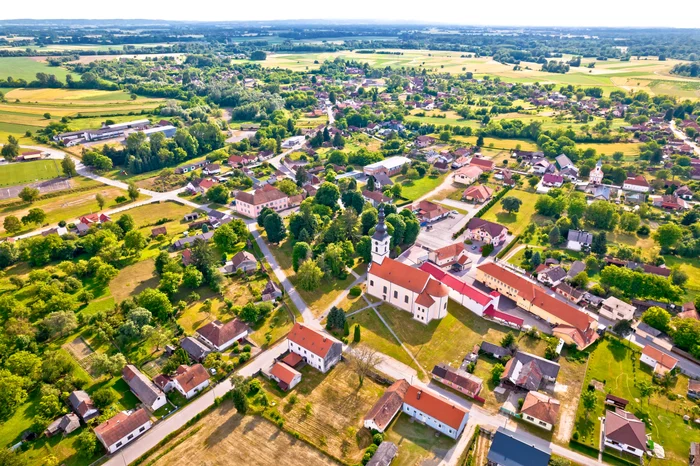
(144, 400), (338, 466)
(109, 258), (158, 302)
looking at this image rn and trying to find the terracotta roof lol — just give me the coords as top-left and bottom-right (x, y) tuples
(456, 165), (483, 178)
(363, 189), (391, 203)
(370, 257), (448, 297)
(403, 385), (468, 430)
(95, 408), (150, 448)
(68, 390), (95, 418)
(281, 352), (303, 367)
(364, 379), (410, 431)
(419, 262), (493, 305)
(624, 175), (649, 187)
(470, 158), (495, 170)
(270, 362), (300, 386)
(433, 242), (467, 261)
(642, 345), (678, 370)
(521, 391), (560, 425)
(196, 319), (250, 348)
(235, 187), (287, 205)
(230, 250), (256, 268)
(173, 364), (209, 393)
(463, 184), (494, 201)
(416, 291), (435, 307)
(431, 363), (482, 394)
(288, 323), (342, 358)
(151, 226), (167, 237)
(604, 409), (647, 451)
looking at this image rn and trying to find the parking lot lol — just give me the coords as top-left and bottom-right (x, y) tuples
(0, 178), (72, 200)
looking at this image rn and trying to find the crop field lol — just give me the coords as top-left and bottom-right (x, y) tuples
(0, 57), (72, 81)
(0, 159), (61, 186)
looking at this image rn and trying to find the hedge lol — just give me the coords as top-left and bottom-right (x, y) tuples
(496, 234), (521, 259)
(568, 439), (600, 459)
(602, 451), (641, 466)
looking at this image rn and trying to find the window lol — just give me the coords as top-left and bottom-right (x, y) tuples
(139, 427), (146, 432)
(539, 421), (546, 426)
(383, 286), (387, 294)
(370, 280), (374, 286)
(404, 295), (409, 303)
(394, 290), (398, 299)
(116, 442), (122, 448)
(127, 434), (134, 440)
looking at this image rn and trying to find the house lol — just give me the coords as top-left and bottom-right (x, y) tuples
(363, 189), (392, 207)
(363, 156), (411, 176)
(470, 157), (495, 172)
(623, 175), (650, 193)
(171, 364), (210, 399)
(172, 231), (214, 250)
(501, 351), (560, 390)
(640, 345), (678, 375)
(589, 160), (604, 184)
(287, 323), (343, 373)
(269, 361), (302, 391)
(536, 266), (567, 287)
(567, 260), (586, 279)
(411, 200), (449, 223)
(606, 394), (629, 410)
(532, 158), (554, 175)
(234, 186), (289, 218)
(464, 218), (508, 247)
(688, 380), (700, 400)
(364, 379), (410, 432)
(462, 184), (494, 203)
(487, 427), (551, 466)
(69, 390), (98, 421)
(454, 165), (483, 185)
(415, 135), (436, 148)
(402, 384), (469, 439)
(691, 443), (700, 466)
(520, 391), (560, 431)
(566, 230), (592, 251)
(261, 280), (282, 301)
(202, 164), (221, 175)
(186, 178), (217, 194)
(554, 282), (583, 304)
(600, 297), (636, 322)
(219, 250), (257, 274)
(180, 336), (211, 362)
(367, 210), (450, 324)
(675, 185), (693, 200)
(122, 365), (167, 411)
(428, 242), (470, 269)
(196, 318), (250, 352)
(560, 166), (579, 181)
(44, 413), (81, 437)
(372, 172), (393, 189)
(679, 302), (700, 321)
(431, 363), (483, 398)
(653, 194), (690, 210)
(541, 174), (564, 188)
(151, 226), (167, 238)
(555, 154), (575, 170)
(175, 161), (207, 174)
(366, 442), (399, 466)
(79, 213), (111, 225)
(480, 341), (512, 359)
(603, 409), (649, 457)
(94, 408), (152, 454)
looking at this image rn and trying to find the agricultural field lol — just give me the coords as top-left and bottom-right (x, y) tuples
(0, 159), (61, 186)
(0, 57), (72, 81)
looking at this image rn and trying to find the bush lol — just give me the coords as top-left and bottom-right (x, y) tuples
(349, 286), (362, 297)
(372, 433), (384, 445)
(573, 431), (579, 440)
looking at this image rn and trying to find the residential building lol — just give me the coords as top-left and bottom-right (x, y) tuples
(532, 158), (554, 174)
(431, 363), (483, 398)
(640, 345), (678, 375)
(555, 281), (584, 303)
(269, 361), (302, 391)
(185, 178), (217, 194)
(219, 250), (257, 274)
(401, 385), (469, 439)
(567, 260), (586, 278)
(501, 351), (560, 390)
(566, 230), (592, 251)
(287, 323), (343, 373)
(536, 266), (567, 287)
(363, 189), (392, 207)
(428, 242), (469, 268)
(480, 341), (512, 359)
(171, 364), (210, 399)
(623, 175), (650, 193)
(45, 413), (81, 437)
(364, 379), (410, 432)
(366, 442), (399, 466)
(487, 427), (551, 466)
(411, 200), (449, 223)
(688, 380), (700, 400)
(462, 184), (494, 203)
(122, 365), (167, 411)
(175, 161), (207, 174)
(180, 336), (211, 362)
(151, 226), (167, 238)
(541, 174), (563, 187)
(470, 157), (495, 172)
(603, 409), (649, 457)
(68, 390), (98, 421)
(675, 185), (693, 200)
(372, 172), (393, 189)
(79, 213), (111, 225)
(555, 154), (575, 170)
(172, 231), (214, 250)
(464, 218), (508, 247)
(202, 163), (221, 175)
(196, 318), (250, 352)
(520, 391), (560, 431)
(367, 208), (449, 323)
(94, 408), (152, 454)
(600, 297), (636, 322)
(454, 165), (483, 185)
(690, 443), (700, 466)
(234, 185), (289, 218)
(605, 394), (629, 410)
(415, 135), (436, 148)
(363, 156), (411, 176)
(261, 280), (282, 301)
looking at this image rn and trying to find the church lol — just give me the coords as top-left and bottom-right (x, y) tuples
(366, 207), (449, 324)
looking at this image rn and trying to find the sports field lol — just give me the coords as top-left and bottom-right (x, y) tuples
(0, 159), (61, 186)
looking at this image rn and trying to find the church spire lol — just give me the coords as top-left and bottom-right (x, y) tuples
(371, 205), (391, 263)
(373, 205), (389, 240)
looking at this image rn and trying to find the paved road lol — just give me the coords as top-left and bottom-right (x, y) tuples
(670, 121), (700, 156)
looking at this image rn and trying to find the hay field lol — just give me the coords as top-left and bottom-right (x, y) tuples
(0, 57), (71, 81)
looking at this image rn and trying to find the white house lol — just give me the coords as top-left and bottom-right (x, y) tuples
(234, 185), (289, 219)
(171, 364), (210, 399)
(566, 230), (592, 251)
(640, 345), (678, 375)
(520, 391), (560, 431)
(282, 135), (306, 148)
(122, 365), (167, 412)
(363, 156), (411, 176)
(94, 408), (152, 454)
(603, 409), (649, 457)
(600, 297), (636, 322)
(454, 165), (483, 185)
(364, 380), (410, 432)
(287, 323), (343, 373)
(367, 208), (450, 324)
(463, 218), (508, 247)
(428, 242), (469, 268)
(622, 175), (650, 193)
(269, 361), (302, 391)
(196, 318), (250, 352)
(402, 384), (469, 440)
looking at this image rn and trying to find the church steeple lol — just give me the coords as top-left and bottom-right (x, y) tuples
(371, 206), (391, 263)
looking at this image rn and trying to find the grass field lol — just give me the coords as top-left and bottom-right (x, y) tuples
(573, 338), (700, 465)
(0, 57), (71, 81)
(481, 189), (542, 236)
(384, 414), (457, 465)
(663, 255), (700, 302)
(394, 173), (447, 201)
(0, 159), (61, 186)
(142, 400), (340, 466)
(109, 258), (158, 302)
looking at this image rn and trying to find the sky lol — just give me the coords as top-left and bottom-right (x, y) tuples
(1, 0), (698, 28)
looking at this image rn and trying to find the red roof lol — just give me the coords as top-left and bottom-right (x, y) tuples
(624, 175), (649, 187)
(370, 257), (448, 297)
(469, 158), (495, 170)
(403, 385), (468, 430)
(288, 323), (341, 359)
(483, 305), (524, 326)
(419, 262), (493, 306)
(642, 345), (678, 370)
(270, 362), (300, 386)
(281, 352), (303, 367)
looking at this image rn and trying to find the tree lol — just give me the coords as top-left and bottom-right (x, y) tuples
(654, 223), (683, 250)
(21, 208), (46, 226)
(548, 225), (561, 245)
(95, 193), (106, 210)
(491, 363), (505, 384)
(636, 380), (654, 406)
(326, 306), (346, 331)
(528, 177), (539, 189)
(3, 216), (21, 234)
(127, 181), (140, 201)
(137, 288), (173, 321)
(18, 186), (40, 203)
(231, 387), (248, 415)
(350, 345), (381, 387)
(5, 351), (41, 379)
(585, 200), (617, 230)
(500, 332), (515, 348)
(147, 327), (170, 351)
(670, 267), (689, 287)
(297, 259), (323, 291)
(183, 266), (203, 289)
(581, 389), (597, 420)
(641, 306), (671, 332)
(292, 242), (312, 272)
(501, 196), (522, 214)
(123, 230), (147, 254)
(569, 271), (589, 289)
(613, 319), (633, 337)
(213, 224), (238, 252)
(263, 211), (286, 244)
(206, 184), (230, 204)
(92, 387), (117, 410)
(1, 136), (20, 161)
(159, 271), (182, 296)
(61, 156), (77, 177)
(0, 370), (28, 420)
(619, 212), (641, 233)
(116, 214), (135, 233)
(0, 448), (27, 466)
(354, 324), (361, 342)
(591, 231), (607, 255)
(315, 182), (340, 209)
(42, 311), (77, 338)
(366, 175), (376, 192)
(75, 431), (98, 458)
(93, 353), (126, 377)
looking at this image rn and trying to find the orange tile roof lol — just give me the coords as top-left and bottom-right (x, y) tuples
(642, 345), (678, 370)
(404, 385), (468, 430)
(270, 362), (300, 385)
(521, 391), (560, 425)
(288, 323), (341, 358)
(434, 242), (467, 261)
(173, 364), (209, 393)
(370, 257), (448, 297)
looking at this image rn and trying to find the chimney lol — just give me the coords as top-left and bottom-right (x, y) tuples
(417, 390), (422, 400)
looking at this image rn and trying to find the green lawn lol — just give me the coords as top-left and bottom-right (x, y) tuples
(481, 189), (541, 236)
(0, 159), (61, 186)
(394, 173), (447, 201)
(663, 255), (700, 302)
(0, 57), (72, 81)
(573, 337), (700, 465)
(384, 414), (457, 466)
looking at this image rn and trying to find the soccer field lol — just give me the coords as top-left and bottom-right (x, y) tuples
(0, 159), (61, 186)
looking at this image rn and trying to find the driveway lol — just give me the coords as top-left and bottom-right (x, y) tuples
(416, 213), (467, 250)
